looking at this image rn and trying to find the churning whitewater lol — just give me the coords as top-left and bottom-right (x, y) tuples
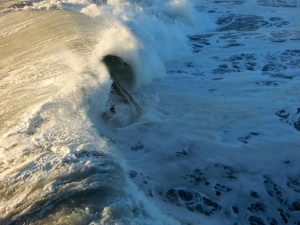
(1, 0), (300, 224)
(0, 0), (198, 224)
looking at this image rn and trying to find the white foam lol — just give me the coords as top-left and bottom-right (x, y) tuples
(0, 0), (211, 223)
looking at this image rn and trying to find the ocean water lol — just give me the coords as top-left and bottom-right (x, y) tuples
(0, 0), (300, 224)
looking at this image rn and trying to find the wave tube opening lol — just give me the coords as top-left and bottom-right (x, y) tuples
(100, 55), (141, 128)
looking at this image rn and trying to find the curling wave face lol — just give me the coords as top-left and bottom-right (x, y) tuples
(0, 0), (197, 224)
(0, 9), (123, 225)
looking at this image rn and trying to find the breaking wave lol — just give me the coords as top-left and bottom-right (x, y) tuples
(0, 0), (206, 224)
